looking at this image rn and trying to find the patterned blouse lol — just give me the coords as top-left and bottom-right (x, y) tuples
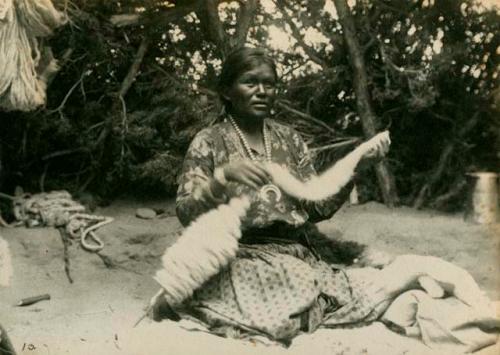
(175, 118), (353, 229)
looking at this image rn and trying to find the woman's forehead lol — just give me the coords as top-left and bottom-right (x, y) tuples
(238, 63), (276, 78)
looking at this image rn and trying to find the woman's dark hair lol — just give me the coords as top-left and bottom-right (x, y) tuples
(217, 46), (278, 110)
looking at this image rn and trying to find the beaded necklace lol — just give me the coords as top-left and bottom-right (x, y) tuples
(227, 115), (282, 203)
(227, 115), (271, 162)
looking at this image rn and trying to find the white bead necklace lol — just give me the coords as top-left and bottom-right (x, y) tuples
(227, 115), (271, 162)
(228, 115), (282, 203)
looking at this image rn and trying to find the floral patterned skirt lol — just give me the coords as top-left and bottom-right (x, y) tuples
(184, 242), (393, 341)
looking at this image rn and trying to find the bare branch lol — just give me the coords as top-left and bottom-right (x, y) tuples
(119, 95), (128, 163)
(371, 0), (417, 15)
(47, 70), (85, 118)
(200, 0), (229, 56)
(429, 179), (467, 209)
(413, 112), (480, 209)
(274, 0), (328, 69)
(362, 36), (377, 53)
(110, 14), (140, 27)
(275, 100), (337, 135)
(40, 163), (49, 192)
(109, 1), (203, 27)
(119, 38), (149, 97)
(0, 192), (15, 201)
(234, 0), (258, 48)
(379, 45), (423, 75)
(42, 148), (89, 161)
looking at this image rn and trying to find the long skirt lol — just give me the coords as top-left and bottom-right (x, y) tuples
(184, 242), (392, 341)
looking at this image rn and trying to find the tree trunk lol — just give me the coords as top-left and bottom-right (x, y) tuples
(333, 0), (399, 206)
(199, 0), (258, 58)
(233, 0), (258, 48)
(202, 0), (230, 57)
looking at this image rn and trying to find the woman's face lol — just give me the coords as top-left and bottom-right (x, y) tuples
(224, 63), (276, 122)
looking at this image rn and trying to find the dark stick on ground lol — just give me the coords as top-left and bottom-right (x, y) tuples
(57, 227), (74, 284)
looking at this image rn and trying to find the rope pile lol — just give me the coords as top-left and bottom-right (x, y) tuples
(152, 132), (391, 307)
(0, 0), (66, 111)
(10, 190), (113, 252)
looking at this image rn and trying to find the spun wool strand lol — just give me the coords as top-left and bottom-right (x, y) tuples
(266, 131), (390, 201)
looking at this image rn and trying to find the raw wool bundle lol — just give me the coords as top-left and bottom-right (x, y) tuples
(154, 197), (251, 305)
(0, 236), (12, 287)
(152, 132), (391, 308)
(11, 190), (113, 252)
(0, 0), (66, 111)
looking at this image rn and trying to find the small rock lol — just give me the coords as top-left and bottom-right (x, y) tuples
(153, 208), (165, 215)
(135, 208), (156, 219)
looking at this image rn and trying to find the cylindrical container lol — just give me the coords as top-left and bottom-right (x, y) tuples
(466, 172), (498, 224)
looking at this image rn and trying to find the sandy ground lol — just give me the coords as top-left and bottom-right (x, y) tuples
(0, 200), (499, 354)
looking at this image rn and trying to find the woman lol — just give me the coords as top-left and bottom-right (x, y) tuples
(165, 47), (497, 350)
(173, 47), (391, 339)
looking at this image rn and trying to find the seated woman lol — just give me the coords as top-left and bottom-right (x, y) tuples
(153, 47), (498, 351)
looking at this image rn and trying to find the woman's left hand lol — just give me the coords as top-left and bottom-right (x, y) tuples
(363, 131), (391, 160)
(355, 132), (391, 173)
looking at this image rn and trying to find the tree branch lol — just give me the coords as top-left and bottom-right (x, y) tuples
(233, 0), (258, 48)
(200, 0), (229, 57)
(275, 100), (337, 135)
(110, 1), (203, 27)
(274, 0), (329, 69)
(371, 0), (418, 15)
(413, 112), (480, 209)
(47, 71), (85, 118)
(42, 148), (89, 161)
(118, 38), (149, 97)
(429, 179), (467, 210)
(110, 14), (140, 27)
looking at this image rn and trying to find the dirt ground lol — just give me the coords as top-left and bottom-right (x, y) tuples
(0, 199), (499, 354)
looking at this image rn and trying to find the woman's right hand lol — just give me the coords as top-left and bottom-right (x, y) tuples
(222, 160), (270, 190)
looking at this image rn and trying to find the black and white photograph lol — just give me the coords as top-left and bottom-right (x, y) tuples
(0, 0), (499, 354)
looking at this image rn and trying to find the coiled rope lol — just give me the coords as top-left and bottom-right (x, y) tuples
(9, 190), (112, 252)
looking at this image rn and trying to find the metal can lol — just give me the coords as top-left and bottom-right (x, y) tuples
(466, 172), (498, 224)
